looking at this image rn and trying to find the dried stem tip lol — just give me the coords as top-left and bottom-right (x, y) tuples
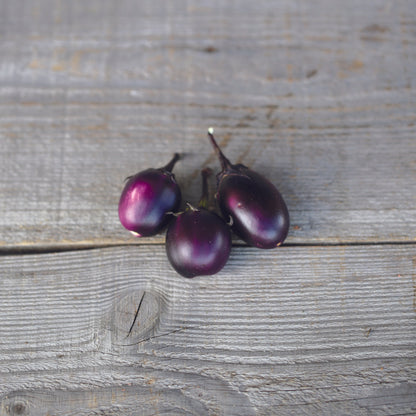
(207, 129), (232, 172)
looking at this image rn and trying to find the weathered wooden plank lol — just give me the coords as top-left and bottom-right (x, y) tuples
(1, 2), (415, 416)
(0, 245), (415, 414)
(0, 0), (415, 248)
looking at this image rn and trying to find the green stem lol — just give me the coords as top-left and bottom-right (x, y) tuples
(198, 167), (212, 209)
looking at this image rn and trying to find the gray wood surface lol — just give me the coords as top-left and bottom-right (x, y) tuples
(0, 0), (415, 415)
(0, 0), (415, 248)
(0, 245), (415, 415)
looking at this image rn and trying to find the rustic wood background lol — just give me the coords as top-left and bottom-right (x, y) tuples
(0, 0), (415, 415)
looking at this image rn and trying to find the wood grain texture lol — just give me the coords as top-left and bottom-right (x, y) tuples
(1, 0), (416, 414)
(0, 245), (415, 415)
(0, 0), (415, 247)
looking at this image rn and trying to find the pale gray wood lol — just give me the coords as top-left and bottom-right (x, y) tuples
(1, 1), (416, 415)
(0, 0), (415, 248)
(0, 245), (415, 415)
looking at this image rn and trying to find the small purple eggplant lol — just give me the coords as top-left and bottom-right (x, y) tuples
(118, 153), (181, 237)
(208, 128), (289, 249)
(166, 168), (231, 278)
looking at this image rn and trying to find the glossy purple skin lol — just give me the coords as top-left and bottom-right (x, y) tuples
(166, 209), (231, 278)
(118, 168), (181, 237)
(217, 166), (289, 249)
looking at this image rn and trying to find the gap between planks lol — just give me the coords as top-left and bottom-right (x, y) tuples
(1, 240), (416, 256)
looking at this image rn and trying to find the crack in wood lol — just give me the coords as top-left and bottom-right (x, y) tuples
(126, 291), (146, 338)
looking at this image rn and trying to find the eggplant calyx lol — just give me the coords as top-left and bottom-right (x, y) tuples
(186, 202), (200, 212)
